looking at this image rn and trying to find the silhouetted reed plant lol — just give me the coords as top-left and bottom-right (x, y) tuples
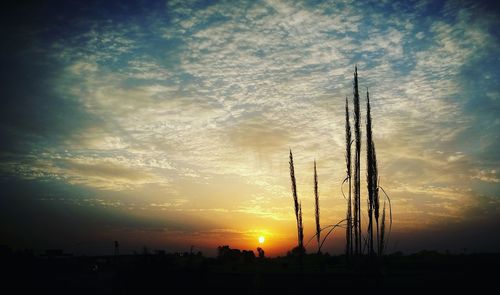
(288, 67), (392, 261)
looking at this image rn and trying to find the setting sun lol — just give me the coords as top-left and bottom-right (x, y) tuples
(258, 236), (265, 244)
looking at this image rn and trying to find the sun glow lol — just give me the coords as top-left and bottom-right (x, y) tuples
(258, 236), (265, 244)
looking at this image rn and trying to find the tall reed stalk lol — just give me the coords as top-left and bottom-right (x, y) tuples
(366, 88), (380, 256)
(298, 201), (304, 250)
(289, 149), (304, 251)
(344, 97), (353, 256)
(353, 66), (362, 255)
(314, 160), (320, 253)
(366, 89), (374, 255)
(379, 200), (386, 255)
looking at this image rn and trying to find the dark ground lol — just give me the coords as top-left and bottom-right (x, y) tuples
(2, 248), (498, 294)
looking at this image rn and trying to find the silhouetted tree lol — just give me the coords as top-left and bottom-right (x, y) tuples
(242, 250), (256, 262)
(218, 245), (245, 261)
(257, 247), (265, 259)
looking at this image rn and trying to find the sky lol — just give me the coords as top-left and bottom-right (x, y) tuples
(0, 0), (499, 256)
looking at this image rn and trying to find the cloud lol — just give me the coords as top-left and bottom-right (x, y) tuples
(228, 115), (291, 154)
(2, 153), (172, 191)
(471, 169), (500, 183)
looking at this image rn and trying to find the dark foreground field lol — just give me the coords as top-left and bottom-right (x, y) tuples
(2, 250), (499, 294)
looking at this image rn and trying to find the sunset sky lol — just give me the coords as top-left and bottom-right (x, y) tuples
(1, 0), (499, 256)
